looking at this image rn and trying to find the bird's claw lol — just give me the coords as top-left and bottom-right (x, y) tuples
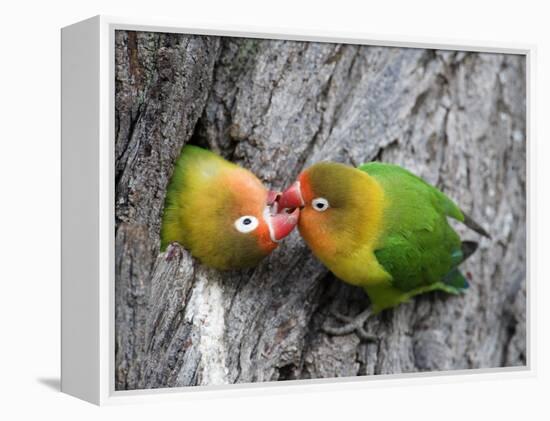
(322, 308), (377, 342)
(329, 310), (354, 324)
(356, 327), (377, 342)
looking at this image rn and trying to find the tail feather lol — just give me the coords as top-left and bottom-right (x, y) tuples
(445, 241), (478, 291)
(443, 268), (469, 291)
(462, 212), (491, 239)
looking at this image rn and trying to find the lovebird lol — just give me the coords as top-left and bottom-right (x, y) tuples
(161, 145), (299, 270)
(278, 161), (490, 340)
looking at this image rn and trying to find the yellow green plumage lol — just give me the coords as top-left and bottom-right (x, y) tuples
(161, 145), (278, 270)
(282, 161), (489, 314)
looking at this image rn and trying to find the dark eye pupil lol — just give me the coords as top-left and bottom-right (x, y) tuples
(243, 218), (251, 225)
(316, 203), (324, 209)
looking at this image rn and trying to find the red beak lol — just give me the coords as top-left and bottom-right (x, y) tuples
(265, 190), (299, 242)
(278, 181), (305, 209)
(266, 190), (281, 206)
(268, 207), (300, 242)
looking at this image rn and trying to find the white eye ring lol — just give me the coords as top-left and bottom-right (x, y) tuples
(234, 215), (259, 233)
(312, 197), (329, 212)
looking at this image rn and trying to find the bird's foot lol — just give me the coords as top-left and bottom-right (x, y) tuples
(322, 308), (377, 342)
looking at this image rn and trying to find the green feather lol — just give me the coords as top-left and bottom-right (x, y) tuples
(358, 162), (472, 312)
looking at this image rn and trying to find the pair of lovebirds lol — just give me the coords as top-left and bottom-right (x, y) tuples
(161, 145), (489, 339)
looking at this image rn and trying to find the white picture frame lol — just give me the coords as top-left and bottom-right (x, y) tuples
(61, 15), (534, 406)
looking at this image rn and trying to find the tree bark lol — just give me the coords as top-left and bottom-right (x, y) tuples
(115, 31), (526, 390)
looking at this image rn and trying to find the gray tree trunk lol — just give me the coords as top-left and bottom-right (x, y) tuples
(114, 31), (526, 390)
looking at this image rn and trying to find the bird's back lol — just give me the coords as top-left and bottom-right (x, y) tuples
(359, 162), (466, 293)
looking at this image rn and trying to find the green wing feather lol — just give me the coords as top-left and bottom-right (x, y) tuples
(358, 162), (469, 311)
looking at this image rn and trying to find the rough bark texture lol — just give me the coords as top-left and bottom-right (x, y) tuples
(115, 31), (526, 391)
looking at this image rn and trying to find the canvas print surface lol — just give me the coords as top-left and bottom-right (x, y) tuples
(114, 30), (526, 390)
